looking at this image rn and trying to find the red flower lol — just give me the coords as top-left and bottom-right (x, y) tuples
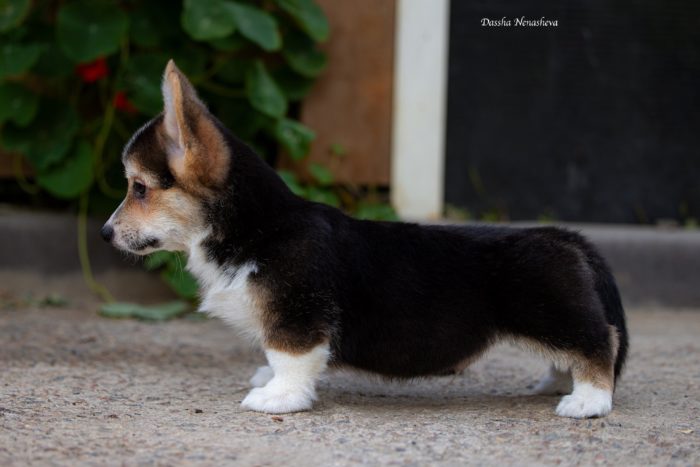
(113, 91), (138, 114)
(75, 57), (108, 83)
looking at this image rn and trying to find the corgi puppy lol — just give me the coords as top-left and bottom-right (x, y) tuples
(101, 60), (628, 418)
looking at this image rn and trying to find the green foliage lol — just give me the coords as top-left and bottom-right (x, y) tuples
(99, 301), (190, 321)
(144, 251), (199, 300)
(226, 2), (281, 51)
(246, 60), (287, 117)
(308, 162), (333, 185)
(57, 0), (128, 62)
(275, 0), (329, 42)
(3, 100), (80, 170)
(0, 82), (37, 125)
(0, 0), (30, 33)
(272, 118), (315, 160)
(2, 0), (330, 207)
(0, 42), (42, 79)
(282, 31), (327, 77)
(355, 201), (399, 221)
(1, 0), (397, 304)
(181, 0), (237, 41)
(36, 140), (94, 198)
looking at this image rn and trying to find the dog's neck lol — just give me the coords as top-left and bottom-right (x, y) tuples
(192, 126), (304, 268)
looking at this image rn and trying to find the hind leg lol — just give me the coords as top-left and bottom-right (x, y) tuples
(555, 357), (614, 418)
(533, 365), (572, 395)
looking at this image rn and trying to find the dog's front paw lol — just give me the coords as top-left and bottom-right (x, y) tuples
(249, 366), (274, 387)
(241, 381), (315, 414)
(555, 384), (612, 418)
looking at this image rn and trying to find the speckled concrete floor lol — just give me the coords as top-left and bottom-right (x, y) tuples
(1, 304), (698, 466)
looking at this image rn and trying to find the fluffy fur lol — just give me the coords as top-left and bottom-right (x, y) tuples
(102, 60), (629, 418)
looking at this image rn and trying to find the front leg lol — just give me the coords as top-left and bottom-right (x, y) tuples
(241, 343), (330, 413)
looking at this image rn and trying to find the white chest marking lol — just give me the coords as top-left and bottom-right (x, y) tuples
(186, 235), (264, 344)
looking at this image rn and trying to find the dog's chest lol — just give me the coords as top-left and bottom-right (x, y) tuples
(186, 244), (265, 343)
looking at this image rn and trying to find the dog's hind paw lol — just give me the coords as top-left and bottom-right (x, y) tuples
(555, 383), (612, 418)
(241, 382), (315, 414)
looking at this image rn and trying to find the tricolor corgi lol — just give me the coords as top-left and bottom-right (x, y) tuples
(101, 60), (628, 418)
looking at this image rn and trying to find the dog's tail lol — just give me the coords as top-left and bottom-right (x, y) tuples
(589, 254), (629, 385)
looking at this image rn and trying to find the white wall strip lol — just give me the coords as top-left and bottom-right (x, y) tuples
(391, 0), (450, 220)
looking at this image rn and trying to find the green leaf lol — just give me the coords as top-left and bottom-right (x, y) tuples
(272, 117), (315, 160)
(208, 33), (247, 51)
(130, 8), (161, 47)
(329, 142), (346, 157)
(308, 162), (333, 185)
(144, 251), (172, 270)
(215, 98), (269, 139)
(99, 301), (190, 321)
(216, 58), (253, 85)
(98, 302), (137, 319)
(132, 302), (190, 321)
(277, 169), (306, 196)
(245, 60), (287, 118)
(39, 293), (69, 307)
(2, 100), (80, 170)
(355, 202), (399, 221)
(282, 31), (327, 77)
(181, 0), (236, 41)
(0, 83), (38, 126)
(0, 42), (41, 79)
(123, 53), (168, 115)
(36, 140), (94, 199)
(0, 0), (30, 33)
(170, 48), (208, 77)
(226, 1), (281, 51)
(57, 0), (128, 62)
(32, 42), (73, 78)
(306, 186), (340, 207)
(162, 268), (199, 300)
(273, 67), (315, 100)
(130, 1), (182, 45)
(275, 0), (329, 42)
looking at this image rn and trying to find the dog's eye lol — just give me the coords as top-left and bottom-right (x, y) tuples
(133, 181), (147, 199)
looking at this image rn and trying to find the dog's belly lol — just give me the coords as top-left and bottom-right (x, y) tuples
(334, 322), (494, 377)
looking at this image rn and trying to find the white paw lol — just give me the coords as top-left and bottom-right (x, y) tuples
(249, 366), (274, 387)
(533, 371), (573, 395)
(241, 380), (315, 414)
(555, 383), (612, 418)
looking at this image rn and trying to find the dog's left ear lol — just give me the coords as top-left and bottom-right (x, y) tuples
(161, 59), (229, 187)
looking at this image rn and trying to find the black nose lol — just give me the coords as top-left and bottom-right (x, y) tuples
(100, 224), (114, 242)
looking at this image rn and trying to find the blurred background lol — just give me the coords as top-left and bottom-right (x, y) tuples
(1, 0), (699, 310)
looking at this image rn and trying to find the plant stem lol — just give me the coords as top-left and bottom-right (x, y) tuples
(78, 192), (115, 302)
(94, 101), (124, 199)
(12, 152), (39, 195)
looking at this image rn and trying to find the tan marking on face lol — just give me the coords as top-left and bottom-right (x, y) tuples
(124, 160), (159, 188)
(110, 165), (206, 253)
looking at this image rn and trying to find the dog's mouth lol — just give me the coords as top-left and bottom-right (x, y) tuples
(127, 237), (161, 253)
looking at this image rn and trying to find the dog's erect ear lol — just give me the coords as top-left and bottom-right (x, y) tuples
(161, 60), (229, 187)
